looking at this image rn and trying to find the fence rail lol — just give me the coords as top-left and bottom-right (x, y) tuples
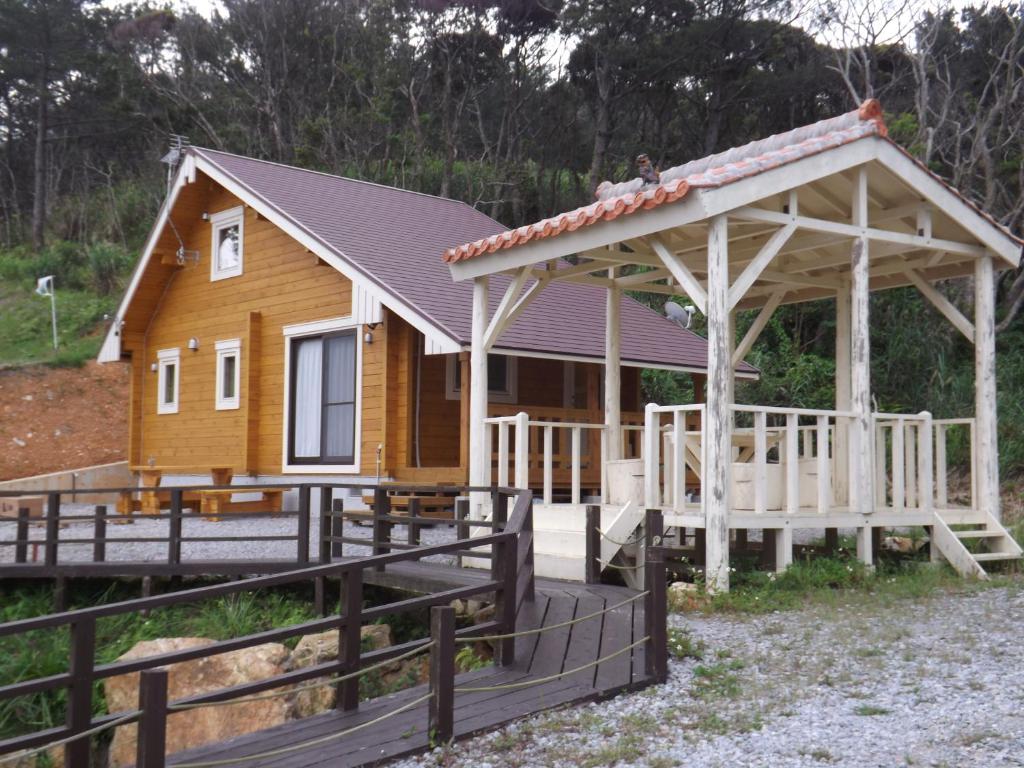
(0, 485), (541, 768)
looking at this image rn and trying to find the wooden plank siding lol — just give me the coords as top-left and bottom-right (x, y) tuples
(123, 174), (384, 476)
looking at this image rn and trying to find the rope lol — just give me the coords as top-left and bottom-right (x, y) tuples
(172, 693), (432, 768)
(454, 591), (649, 644)
(0, 712), (138, 766)
(167, 642), (434, 711)
(597, 528), (644, 548)
(453, 637), (649, 693)
(595, 557), (643, 571)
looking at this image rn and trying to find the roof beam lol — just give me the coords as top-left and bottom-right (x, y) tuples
(616, 267), (671, 286)
(649, 234), (708, 314)
(483, 266), (532, 350)
(904, 267), (974, 342)
(730, 206), (986, 258)
(733, 289), (784, 367)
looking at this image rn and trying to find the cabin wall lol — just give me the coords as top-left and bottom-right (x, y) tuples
(124, 176), (384, 476)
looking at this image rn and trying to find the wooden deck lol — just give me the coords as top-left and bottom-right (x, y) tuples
(166, 565), (650, 768)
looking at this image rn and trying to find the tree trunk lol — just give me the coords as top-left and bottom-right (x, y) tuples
(586, 54), (612, 199)
(32, 63), (48, 252)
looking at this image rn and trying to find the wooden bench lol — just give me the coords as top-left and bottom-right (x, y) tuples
(117, 467), (245, 518)
(361, 493), (455, 521)
(199, 488), (283, 520)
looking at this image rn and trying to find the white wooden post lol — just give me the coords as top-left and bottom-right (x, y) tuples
(705, 214), (731, 593)
(514, 412), (529, 490)
(918, 412), (934, 516)
(469, 277), (489, 519)
(935, 423), (947, 508)
(775, 526), (793, 573)
(673, 411), (684, 513)
(874, 422), (887, 508)
(605, 270), (622, 462)
(835, 277), (852, 507)
(571, 426), (582, 505)
(644, 403), (659, 509)
(816, 415), (830, 514)
(850, 168), (874, 565)
(974, 254), (1000, 521)
(892, 418), (905, 514)
(786, 413), (799, 514)
(754, 410), (767, 515)
(904, 422), (917, 509)
(543, 425), (553, 505)
(497, 421), (510, 488)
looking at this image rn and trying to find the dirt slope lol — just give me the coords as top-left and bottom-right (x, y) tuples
(0, 361), (128, 480)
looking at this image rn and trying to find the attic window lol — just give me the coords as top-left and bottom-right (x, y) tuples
(210, 206), (244, 280)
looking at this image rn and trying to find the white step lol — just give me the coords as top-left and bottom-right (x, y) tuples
(972, 552), (1022, 563)
(954, 529), (1004, 539)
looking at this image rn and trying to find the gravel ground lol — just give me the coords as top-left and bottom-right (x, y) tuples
(395, 585), (1024, 768)
(0, 503), (460, 565)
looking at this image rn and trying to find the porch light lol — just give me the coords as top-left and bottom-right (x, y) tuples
(188, 337), (199, 351)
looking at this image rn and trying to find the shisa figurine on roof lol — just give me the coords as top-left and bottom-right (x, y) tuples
(636, 153), (660, 186)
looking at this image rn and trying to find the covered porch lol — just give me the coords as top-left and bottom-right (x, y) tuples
(446, 101), (1023, 591)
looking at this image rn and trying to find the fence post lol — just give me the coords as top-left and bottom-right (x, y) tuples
(14, 507), (29, 564)
(168, 490), (182, 569)
(295, 487), (313, 566)
(429, 605), (455, 743)
(372, 488), (391, 572)
(66, 615), (96, 768)
(93, 505), (107, 563)
(644, 547), (667, 684)
(644, 508), (664, 549)
(408, 497), (421, 546)
(455, 498), (469, 568)
(337, 568), (362, 711)
(584, 504), (601, 585)
(331, 499), (345, 559)
(643, 403), (659, 509)
(492, 535), (517, 666)
(522, 494), (536, 602)
(44, 492), (60, 567)
(136, 667), (169, 768)
(491, 490), (508, 529)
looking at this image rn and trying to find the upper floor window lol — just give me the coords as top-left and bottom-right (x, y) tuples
(215, 339), (241, 410)
(157, 348), (180, 415)
(210, 206), (244, 281)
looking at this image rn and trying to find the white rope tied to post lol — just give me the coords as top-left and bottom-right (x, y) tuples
(167, 641), (435, 711)
(454, 591), (649, 644)
(597, 528), (645, 548)
(595, 557), (643, 571)
(453, 637), (650, 693)
(0, 712), (139, 766)
(172, 693), (432, 768)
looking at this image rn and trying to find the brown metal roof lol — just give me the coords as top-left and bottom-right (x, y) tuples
(192, 147), (753, 374)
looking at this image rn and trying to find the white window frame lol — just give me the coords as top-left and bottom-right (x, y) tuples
(280, 316), (362, 474)
(445, 353), (517, 404)
(210, 206), (244, 281)
(157, 348), (180, 415)
(215, 339), (242, 410)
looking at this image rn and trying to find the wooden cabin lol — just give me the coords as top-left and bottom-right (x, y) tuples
(448, 99), (1024, 589)
(98, 149), (748, 508)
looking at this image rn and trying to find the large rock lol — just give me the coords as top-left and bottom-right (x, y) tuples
(104, 637), (290, 768)
(287, 624), (393, 718)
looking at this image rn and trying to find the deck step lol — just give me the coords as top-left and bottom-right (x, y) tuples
(954, 529), (1004, 539)
(971, 552), (1022, 563)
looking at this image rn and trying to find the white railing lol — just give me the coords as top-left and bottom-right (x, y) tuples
(872, 412), (934, 515)
(731, 404), (853, 516)
(643, 403), (706, 513)
(933, 418), (976, 510)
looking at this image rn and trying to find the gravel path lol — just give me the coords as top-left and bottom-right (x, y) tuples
(395, 584), (1024, 768)
(0, 504), (460, 565)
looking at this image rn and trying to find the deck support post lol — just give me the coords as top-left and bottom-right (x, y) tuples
(136, 668), (169, 768)
(704, 214), (732, 593)
(338, 569), (362, 712)
(584, 504), (601, 584)
(469, 276), (490, 519)
(429, 605), (455, 743)
(974, 253), (1000, 521)
(644, 547), (668, 683)
(605, 269), (622, 467)
(774, 526), (793, 573)
(850, 168), (875, 565)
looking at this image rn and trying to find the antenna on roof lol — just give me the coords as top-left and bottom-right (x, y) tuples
(160, 134), (190, 196)
(665, 301), (696, 330)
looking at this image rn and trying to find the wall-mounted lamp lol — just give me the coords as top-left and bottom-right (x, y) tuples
(150, 362), (158, 373)
(188, 337), (200, 351)
(364, 331), (373, 344)
(201, 212), (210, 221)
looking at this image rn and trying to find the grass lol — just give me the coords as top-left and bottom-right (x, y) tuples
(853, 704), (891, 716)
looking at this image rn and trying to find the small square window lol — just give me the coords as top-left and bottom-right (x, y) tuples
(210, 206), (244, 280)
(215, 339), (241, 410)
(157, 348), (180, 415)
(446, 354), (516, 403)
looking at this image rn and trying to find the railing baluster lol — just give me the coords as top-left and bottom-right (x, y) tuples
(136, 668), (169, 768)
(514, 412), (529, 489)
(643, 403), (659, 509)
(875, 421), (887, 509)
(892, 419), (905, 513)
(935, 423), (948, 508)
(497, 421), (510, 488)
(492, 534), (516, 666)
(571, 426), (581, 505)
(408, 497), (421, 546)
(338, 568), (362, 711)
(372, 488), (390, 572)
(93, 505), (107, 563)
(66, 615), (96, 767)
(919, 413), (934, 516)
(543, 425), (553, 505)
(673, 411), (684, 513)
(785, 414), (798, 514)
(584, 504), (600, 584)
(816, 415), (830, 514)
(754, 410), (767, 515)
(15, 506), (29, 564)
(45, 492), (60, 567)
(455, 498), (468, 568)
(168, 489), (182, 568)
(428, 605), (455, 742)
(905, 422), (918, 509)
(969, 419), (978, 511)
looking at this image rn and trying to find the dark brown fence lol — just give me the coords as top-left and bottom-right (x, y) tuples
(0, 486), (537, 768)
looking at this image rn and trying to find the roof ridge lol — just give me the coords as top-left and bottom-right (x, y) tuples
(190, 146), (481, 208)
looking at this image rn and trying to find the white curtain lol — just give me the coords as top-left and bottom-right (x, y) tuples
(324, 334), (356, 460)
(293, 338), (322, 458)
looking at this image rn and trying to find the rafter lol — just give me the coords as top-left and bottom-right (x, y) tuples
(649, 235), (708, 314)
(904, 268), (974, 342)
(727, 222), (796, 309)
(483, 266), (532, 350)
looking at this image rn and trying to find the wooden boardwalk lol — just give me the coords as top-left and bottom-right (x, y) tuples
(166, 565), (651, 768)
